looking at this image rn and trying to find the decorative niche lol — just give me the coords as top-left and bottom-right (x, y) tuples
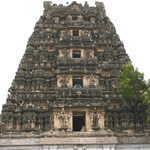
(72, 50), (81, 58)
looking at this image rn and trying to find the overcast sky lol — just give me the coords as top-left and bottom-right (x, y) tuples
(0, 0), (150, 112)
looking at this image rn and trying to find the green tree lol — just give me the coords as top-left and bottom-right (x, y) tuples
(143, 80), (150, 122)
(118, 62), (150, 121)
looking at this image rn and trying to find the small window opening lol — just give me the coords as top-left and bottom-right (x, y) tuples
(59, 16), (65, 22)
(73, 30), (79, 36)
(73, 112), (85, 131)
(72, 16), (78, 21)
(72, 50), (81, 58)
(73, 76), (83, 88)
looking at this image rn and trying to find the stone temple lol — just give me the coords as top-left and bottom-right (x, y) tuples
(0, 1), (150, 150)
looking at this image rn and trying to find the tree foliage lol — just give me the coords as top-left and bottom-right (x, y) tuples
(143, 80), (150, 122)
(118, 62), (150, 121)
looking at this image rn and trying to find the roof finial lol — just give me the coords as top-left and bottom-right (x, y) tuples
(43, 1), (52, 10)
(84, 1), (89, 11)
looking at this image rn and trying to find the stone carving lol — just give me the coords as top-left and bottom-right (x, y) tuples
(82, 30), (89, 37)
(111, 80), (118, 92)
(86, 49), (93, 58)
(24, 120), (32, 129)
(84, 1), (89, 12)
(74, 145), (86, 150)
(59, 108), (67, 129)
(60, 74), (68, 88)
(69, 2), (81, 11)
(0, 116), (5, 133)
(1, 1), (148, 134)
(66, 15), (72, 22)
(60, 30), (71, 41)
(104, 109), (149, 131)
(23, 112), (36, 131)
(89, 74), (95, 88)
(92, 107), (98, 128)
(43, 1), (52, 10)
(63, 48), (70, 58)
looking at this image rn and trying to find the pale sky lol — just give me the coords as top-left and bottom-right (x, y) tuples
(0, 0), (150, 112)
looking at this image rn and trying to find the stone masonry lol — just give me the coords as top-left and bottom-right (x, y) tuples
(0, 1), (150, 150)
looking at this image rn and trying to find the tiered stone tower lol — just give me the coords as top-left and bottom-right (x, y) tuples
(0, 1), (150, 150)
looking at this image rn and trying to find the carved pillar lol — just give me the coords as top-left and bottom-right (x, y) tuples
(104, 114), (108, 129)
(108, 112), (114, 130)
(114, 112), (119, 130)
(16, 115), (21, 131)
(8, 116), (14, 130)
(31, 115), (36, 129)
(92, 108), (98, 127)
(121, 113), (127, 130)
(129, 113), (134, 130)
(37, 114), (43, 130)
(99, 111), (105, 129)
(44, 113), (51, 130)
(105, 79), (111, 91)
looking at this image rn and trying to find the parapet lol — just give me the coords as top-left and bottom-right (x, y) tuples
(43, 1), (106, 18)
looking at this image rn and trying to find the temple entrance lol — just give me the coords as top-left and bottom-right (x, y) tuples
(73, 112), (85, 131)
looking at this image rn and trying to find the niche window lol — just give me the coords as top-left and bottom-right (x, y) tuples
(73, 30), (79, 36)
(73, 112), (85, 131)
(72, 50), (81, 58)
(72, 16), (78, 21)
(73, 76), (83, 88)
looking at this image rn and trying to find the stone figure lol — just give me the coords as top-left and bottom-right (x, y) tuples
(78, 15), (83, 22)
(99, 79), (105, 90)
(23, 113), (36, 130)
(63, 48), (69, 58)
(113, 113), (120, 130)
(67, 15), (72, 22)
(89, 74), (95, 88)
(82, 30), (89, 37)
(105, 80), (111, 91)
(59, 108), (67, 128)
(107, 112), (114, 129)
(84, 1), (89, 12)
(92, 107), (98, 127)
(86, 50), (90, 58)
(7, 94), (11, 99)
(43, 1), (52, 10)
(111, 80), (118, 92)
(25, 120), (32, 129)
(60, 30), (71, 40)
(63, 30), (70, 36)
(60, 74), (67, 88)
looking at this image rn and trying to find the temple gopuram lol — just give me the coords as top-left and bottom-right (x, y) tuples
(0, 1), (150, 150)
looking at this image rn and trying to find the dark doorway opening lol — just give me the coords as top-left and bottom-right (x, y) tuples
(73, 112), (85, 131)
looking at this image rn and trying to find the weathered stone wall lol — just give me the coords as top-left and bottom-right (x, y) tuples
(0, 0), (149, 145)
(0, 140), (150, 150)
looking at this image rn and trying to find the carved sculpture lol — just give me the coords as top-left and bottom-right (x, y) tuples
(92, 107), (98, 128)
(59, 108), (67, 129)
(89, 74), (95, 88)
(0, 1), (149, 134)
(60, 74), (68, 88)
